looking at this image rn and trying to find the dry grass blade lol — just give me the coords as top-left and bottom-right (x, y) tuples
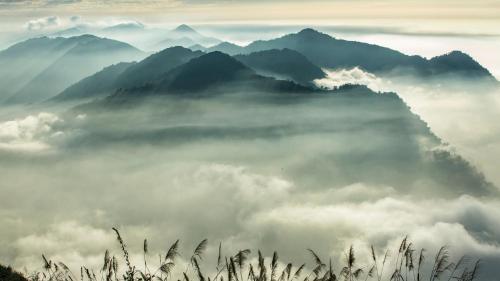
(194, 239), (209, 260)
(234, 249), (251, 266)
(166, 240), (180, 261)
(112, 227), (133, 276)
(431, 246), (451, 281)
(42, 254), (51, 270)
(193, 258), (206, 281)
(103, 250), (110, 271)
(160, 262), (175, 276)
(217, 242), (223, 269)
(307, 250), (323, 268)
(271, 251), (278, 281)
(370, 246), (376, 263)
(293, 264), (305, 280)
(284, 263), (292, 281)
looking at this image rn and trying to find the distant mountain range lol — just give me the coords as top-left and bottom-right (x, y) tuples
(81, 51), (313, 106)
(0, 34), (145, 103)
(234, 49), (326, 85)
(156, 25), (221, 50)
(56, 47), (204, 101)
(2, 25), (497, 105)
(208, 28), (495, 81)
(53, 47), (320, 101)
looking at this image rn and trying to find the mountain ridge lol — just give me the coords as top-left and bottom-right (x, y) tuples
(6, 34), (143, 103)
(210, 28), (496, 82)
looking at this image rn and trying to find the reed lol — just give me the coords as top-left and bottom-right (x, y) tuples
(23, 229), (481, 281)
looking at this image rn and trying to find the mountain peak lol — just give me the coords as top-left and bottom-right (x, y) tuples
(173, 24), (196, 33)
(157, 51), (255, 93)
(297, 28), (324, 35)
(430, 50), (492, 78)
(180, 51), (250, 73)
(104, 22), (145, 31)
(295, 28), (333, 40)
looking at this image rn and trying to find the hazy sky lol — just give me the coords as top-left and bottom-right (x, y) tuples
(1, 0), (500, 24)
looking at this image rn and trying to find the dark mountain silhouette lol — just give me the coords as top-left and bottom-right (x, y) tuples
(234, 49), (326, 85)
(101, 51), (313, 102)
(210, 28), (495, 81)
(429, 50), (492, 78)
(115, 46), (204, 88)
(53, 46), (204, 101)
(156, 24), (221, 50)
(0, 35), (144, 104)
(157, 51), (258, 93)
(0, 265), (27, 281)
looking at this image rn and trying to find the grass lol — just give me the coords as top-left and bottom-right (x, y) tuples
(23, 229), (480, 281)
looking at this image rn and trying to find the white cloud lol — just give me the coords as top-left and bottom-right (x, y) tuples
(0, 112), (63, 152)
(25, 16), (60, 31)
(314, 67), (389, 92)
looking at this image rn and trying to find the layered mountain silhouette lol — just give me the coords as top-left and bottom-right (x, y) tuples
(55, 46), (204, 101)
(234, 49), (326, 85)
(54, 47), (326, 101)
(102, 22), (145, 33)
(156, 24), (221, 50)
(210, 28), (495, 82)
(105, 51), (312, 101)
(54, 62), (134, 101)
(0, 35), (144, 103)
(191, 41), (244, 55)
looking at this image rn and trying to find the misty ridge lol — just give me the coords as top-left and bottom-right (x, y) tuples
(1, 24), (500, 281)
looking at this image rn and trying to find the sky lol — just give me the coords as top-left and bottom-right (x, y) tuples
(1, 0), (500, 24)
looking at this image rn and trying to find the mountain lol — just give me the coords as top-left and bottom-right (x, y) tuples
(0, 35), (145, 104)
(53, 46), (204, 101)
(102, 51), (313, 102)
(0, 36), (78, 101)
(156, 24), (221, 50)
(429, 50), (493, 78)
(173, 24), (197, 33)
(157, 51), (257, 93)
(234, 49), (326, 85)
(102, 22), (145, 33)
(116, 46), (204, 88)
(67, 50), (494, 198)
(54, 62), (135, 101)
(192, 41), (245, 55)
(210, 28), (495, 81)
(50, 25), (89, 37)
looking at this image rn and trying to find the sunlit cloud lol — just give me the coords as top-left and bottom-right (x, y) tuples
(0, 112), (64, 152)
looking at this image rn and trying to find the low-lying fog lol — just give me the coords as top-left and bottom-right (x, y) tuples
(1, 79), (500, 279)
(1, 22), (500, 280)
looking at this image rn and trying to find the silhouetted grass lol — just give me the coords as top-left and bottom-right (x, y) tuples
(23, 229), (480, 281)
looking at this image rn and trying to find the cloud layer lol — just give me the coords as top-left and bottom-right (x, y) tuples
(0, 112), (64, 152)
